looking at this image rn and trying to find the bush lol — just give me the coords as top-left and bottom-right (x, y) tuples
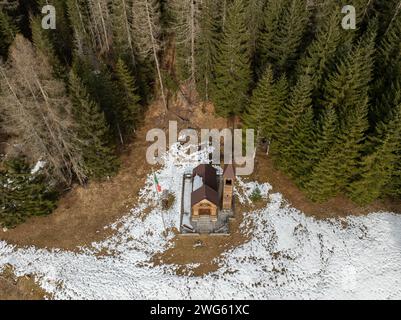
(161, 191), (176, 210)
(250, 186), (262, 203)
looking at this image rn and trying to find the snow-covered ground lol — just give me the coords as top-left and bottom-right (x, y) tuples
(1, 144), (400, 299)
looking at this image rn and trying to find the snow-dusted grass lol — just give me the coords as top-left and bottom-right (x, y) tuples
(1, 144), (400, 299)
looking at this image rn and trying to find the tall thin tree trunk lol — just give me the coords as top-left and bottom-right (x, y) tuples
(222, 0), (227, 31)
(0, 68), (50, 160)
(385, 0), (401, 35)
(88, 0), (103, 51)
(98, 1), (110, 52)
(145, 0), (167, 111)
(122, 0), (136, 67)
(116, 120), (124, 145)
(190, 0), (196, 83)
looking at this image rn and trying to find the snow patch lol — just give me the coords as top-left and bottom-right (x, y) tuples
(31, 160), (46, 174)
(0, 144), (400, 299)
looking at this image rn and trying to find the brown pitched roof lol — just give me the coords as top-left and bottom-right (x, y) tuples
(192, 164), (218, 191)
(191, 185), (219, 207)
(223, 164), (235, 179)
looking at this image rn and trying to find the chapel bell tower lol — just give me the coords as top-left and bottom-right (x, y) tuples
(222, 164), (235, 210)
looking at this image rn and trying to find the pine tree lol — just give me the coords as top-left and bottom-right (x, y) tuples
(284, 106), (315, 180)
(110, 0), (136, 67)
(213, 0), (251, 117)
(349, 103), (401, 204)
(0, 9), (18, 57)
(304, 102), (369, 202)
(65, 0), (95, 56)
(244, 0), (266, 56)
(257, 0), (286, 74)
(243, 67), (288, 142)
(273, 73), (313, 160)
(322, 20), (377, 123)
(72, 56), (126, 144)
(0, 158), (58, 228)
(37, 0), (73, 62)
(258, 0), (310, 76)
(371, 6), (401, 124)
(131, 0), (167, 110)
(69, 71), (119, 179)
(30, 16), (65, 80)
(115, 58), (141, 134)
(169, 0), (201, 84)
(296, 3), (342, 92)
(195, 0), (220, 101)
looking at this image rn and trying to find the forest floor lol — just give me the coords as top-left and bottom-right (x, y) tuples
(1, 95), (400, 299)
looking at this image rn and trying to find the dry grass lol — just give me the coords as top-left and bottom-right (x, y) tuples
(0, 97), (230, 251)
(251, 151), (401, 219)
(0, 265), (47, 300)
(1, 95), (400, 296)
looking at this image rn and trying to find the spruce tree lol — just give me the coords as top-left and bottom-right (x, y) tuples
(373, 0), (401, 33)
(0, 158), (58, 228)
(349, 103), (401, 204)
(72, 57), (126, 144)
(371, 8), (401, 125)
(284, 106), (315, 180)
(322, 20), (377, 123)
(303, 147), (341, 202)
(244, 0), (266, 56)
(111, 0), (136, 67)
(213, 0), (251, 117)
(257, 0), (286, 75)
(115, 58), (142, 134)
(30, 16), (65, 80)
(296, 3), (342, 93)
(0, 9), (18, 58)
(304, 102), (369, 202)
(258, 0), (310, 76)
(69, 71), (119, 179)
(66, 0), (93, 56)
(37, 0), (73, 62)
(243, 67), (288, 142)
(273, 73), (313, 160)
(298, 105), (338, 187)
(195, 0), (220, 101)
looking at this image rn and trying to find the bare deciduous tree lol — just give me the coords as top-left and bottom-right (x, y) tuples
(86, 0), (112, 55)
(169, 0), (201, 85)
(131, 0), (167, 110)
(0, 36), (86, 185)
